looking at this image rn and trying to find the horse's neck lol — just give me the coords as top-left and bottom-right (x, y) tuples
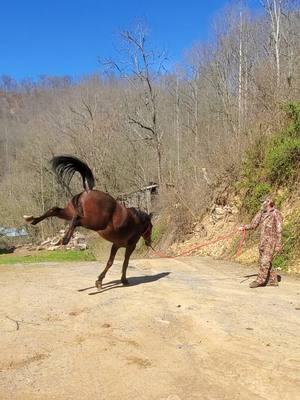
(113, 201), (130, 230)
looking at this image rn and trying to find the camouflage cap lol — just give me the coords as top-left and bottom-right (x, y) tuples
(259, 195), (268, 203)
(260, 195), (272, 203)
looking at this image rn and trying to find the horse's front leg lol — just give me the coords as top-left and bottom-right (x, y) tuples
(121, 244), (136, 286)
(95, 244), (119, 290)
(24, 207), (69, 225)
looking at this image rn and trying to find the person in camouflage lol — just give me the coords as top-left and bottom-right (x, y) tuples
(239, 197), (283, 288)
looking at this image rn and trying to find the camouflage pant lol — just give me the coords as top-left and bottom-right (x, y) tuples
(257, 244), (278, 284)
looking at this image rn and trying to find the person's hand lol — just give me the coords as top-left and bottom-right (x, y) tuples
(238, 225), (246, 231)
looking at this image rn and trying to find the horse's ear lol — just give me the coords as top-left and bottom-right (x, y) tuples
(149, 212), (153, 220)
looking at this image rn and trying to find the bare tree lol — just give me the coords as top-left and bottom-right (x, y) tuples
(260, 0), (287, 88)
(104, 25), (167, 186)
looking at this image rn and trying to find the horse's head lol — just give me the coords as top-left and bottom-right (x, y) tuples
(140, 211), (153, 247)
(130, 208), (153, 246)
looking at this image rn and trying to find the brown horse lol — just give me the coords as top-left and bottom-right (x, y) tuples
(24, 156), (153, 289)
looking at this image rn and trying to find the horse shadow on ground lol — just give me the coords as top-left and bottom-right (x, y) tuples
(78, 272), (171, 295)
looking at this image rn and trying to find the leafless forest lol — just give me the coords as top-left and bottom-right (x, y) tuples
(1, 1), (299, 240)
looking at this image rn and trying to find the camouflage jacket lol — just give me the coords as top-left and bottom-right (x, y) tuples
(245, 207), (283, 249)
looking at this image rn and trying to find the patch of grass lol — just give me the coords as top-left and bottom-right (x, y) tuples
(273, 224), (295, 271)
(0, 236), (8, 247)
(273, 188), (289, 209)
(0, 249), (96, 265)
(265, 136), (300, 184)
(151, 222), (167, 244)
(263, 102), (300, 186)
(286, 102), (300, 136)
(134, 219), (168, 256)
(273, 211), (300, 272)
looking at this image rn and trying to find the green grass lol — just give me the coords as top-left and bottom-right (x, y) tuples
(265, 136), (300, 184)
(273, 212), (300, 272)
(239, 101), (300, 217)
(0, 249), (96, 265)
(135, 220), (168, 255)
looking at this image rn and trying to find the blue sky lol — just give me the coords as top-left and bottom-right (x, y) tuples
(0, 0), (260, 80)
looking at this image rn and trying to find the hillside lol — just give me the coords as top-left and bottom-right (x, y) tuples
(157, 103), (300, 274)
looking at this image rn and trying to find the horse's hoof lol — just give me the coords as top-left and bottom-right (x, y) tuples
(61, 237), (69, 246)
(95, 280), (102, 290)
(121, 279), (129, 286)
(23, 215), (34, 223)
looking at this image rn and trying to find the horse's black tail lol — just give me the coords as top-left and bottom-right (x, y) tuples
(51, 155), (95, 192)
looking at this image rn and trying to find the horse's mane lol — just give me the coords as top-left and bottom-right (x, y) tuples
(129, 208), (149, 223)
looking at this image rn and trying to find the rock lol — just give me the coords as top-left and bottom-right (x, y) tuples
(215, 207), (225, 215)
(51, 237), (61, 246)
(19, 230), (89, 252)
(41, 238), (51, 246)
(48, 245), (62, 251)
(231, 205), (239, 214)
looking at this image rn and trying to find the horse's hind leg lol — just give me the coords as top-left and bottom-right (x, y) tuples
(121, 244), (136, 285)
(61, 214), (81, 245)
(24, 207), (69, 225)
(95, 244), (119, 290)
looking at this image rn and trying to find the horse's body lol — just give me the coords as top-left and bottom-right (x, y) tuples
(24, 156), (153, 289)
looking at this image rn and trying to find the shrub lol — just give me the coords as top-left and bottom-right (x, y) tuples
(240, 101), (300, 216)
(286, 102), (300, 136)
(0, 235), (8, 253)
(273, 216), (300, 272)
(265, 137), (300, 184)
(242, 182), (272, 216)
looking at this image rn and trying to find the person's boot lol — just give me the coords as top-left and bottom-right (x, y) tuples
(267, 273), (279, 286)
(266, 280), (279, 287)
(249, 280), (264, 288)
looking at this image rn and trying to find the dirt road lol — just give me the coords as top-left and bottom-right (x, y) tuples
(0, 257), (299, 400)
